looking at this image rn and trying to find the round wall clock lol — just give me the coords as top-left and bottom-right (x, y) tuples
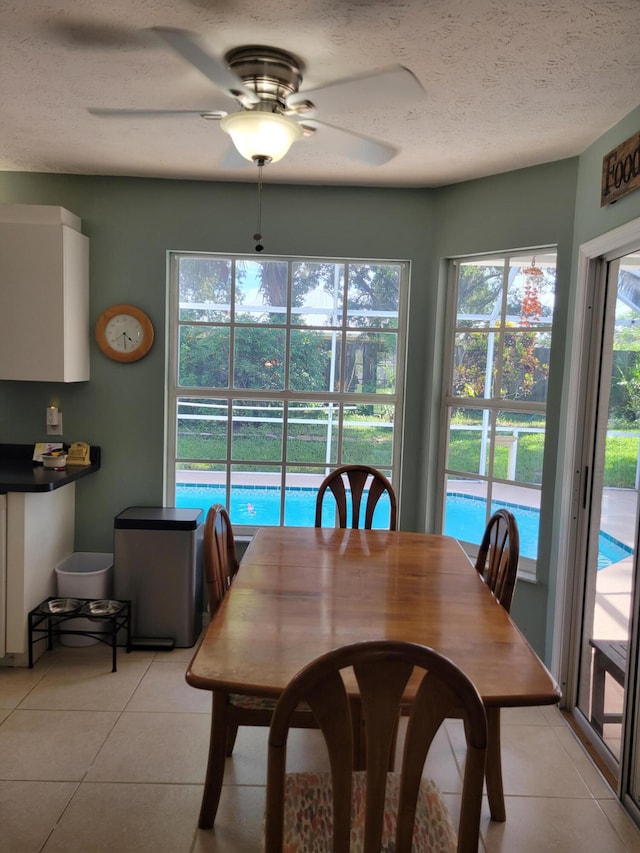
(95, 304), (154, 363)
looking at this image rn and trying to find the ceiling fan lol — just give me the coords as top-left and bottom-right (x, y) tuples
(89, 27), (425, 168)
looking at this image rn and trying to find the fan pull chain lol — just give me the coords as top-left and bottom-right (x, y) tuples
(253, 158), (265, 252)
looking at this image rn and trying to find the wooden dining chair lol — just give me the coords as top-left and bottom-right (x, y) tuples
(314, 464), (397, 530)
(198, 504), (317, 829)
(264, 639), (487, 853)
(468, 507), (520, 823)
(203, 503), (239, 613)
(474, 508), (520, 613)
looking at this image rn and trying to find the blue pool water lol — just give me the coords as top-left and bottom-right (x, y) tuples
(176, 482), (389, 530)
(176, 484), (633, 568)
(444, 493), (632, 569)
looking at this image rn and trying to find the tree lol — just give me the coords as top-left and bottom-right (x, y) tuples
(453, 328), (548, 401)
(346, 264), (400, 326)
(457, 264), (504, 319)
(178, 257), (233, 321)
(177, 258), (401, 394)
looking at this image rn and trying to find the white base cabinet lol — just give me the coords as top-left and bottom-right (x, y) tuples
(1, 486), (75, 666)
(0, 204), (89, 382)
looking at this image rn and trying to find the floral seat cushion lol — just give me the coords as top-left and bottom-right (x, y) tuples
(272, 770), (457, 852)
(229, 694), (310, 712)
(229, 693), (278, 710)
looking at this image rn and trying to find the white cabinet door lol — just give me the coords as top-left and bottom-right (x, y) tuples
(0, 205), (89, 382)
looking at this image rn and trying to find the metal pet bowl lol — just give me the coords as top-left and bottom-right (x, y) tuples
(81, 599), (123, 618)
(39, 597), (82, 615)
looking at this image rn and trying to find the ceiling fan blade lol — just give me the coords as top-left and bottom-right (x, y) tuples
(150, 27), (259, 105)
(305, 119), (398, 166)
(88, 108), (227, 119)
(44, 18), (150, 48)
(288, 65), (424, 114)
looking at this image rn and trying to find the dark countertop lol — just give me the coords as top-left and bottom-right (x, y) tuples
(0, 444), (101, 493)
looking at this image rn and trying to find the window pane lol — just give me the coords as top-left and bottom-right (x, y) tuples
(452, 332), (493, 398)
(500, 331), (551, 402)
(444, 477), (489, 545)
(491, 483), (541, 561)
(178, 326), (229, 388)
(175, 464), (226, 508)
(344, 331), (397, 394)
(291, 262), (344, 327)
(233, 327), (285, 390)
(496, 411), (546, 485)
(456, 261), (504, 328)
(178, 257), (232, 322)
(342, 404), (394, 466)
(507, 254), (556, 326)
(284, 467), (328, 527)
(230, 466), (282, 526)
(286, 402), (339, 466)
(231, 400), (283, 462)
(347, 263), (400, 329)
(176, 398), (228, 460)
(446, 408), (490, 476)
(288, 329), (339, 392)
(235, 259), (288, 323)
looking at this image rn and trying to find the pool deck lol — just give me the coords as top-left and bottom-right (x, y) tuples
(592, 488), (633, 643)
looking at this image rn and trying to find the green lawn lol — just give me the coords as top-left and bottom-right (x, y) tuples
(177, 420), (640, 488)
(177, 422), (393, 471)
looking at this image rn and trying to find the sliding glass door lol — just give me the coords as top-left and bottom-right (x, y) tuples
(574, 248), (640, 816)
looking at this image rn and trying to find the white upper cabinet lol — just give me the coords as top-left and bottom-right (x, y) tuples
(0, 204), (89, 382)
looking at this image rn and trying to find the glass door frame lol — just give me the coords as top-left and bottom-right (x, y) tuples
(558, 219), (640, 823)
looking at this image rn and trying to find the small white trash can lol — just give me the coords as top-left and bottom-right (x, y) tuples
(55, 552), (114, 646)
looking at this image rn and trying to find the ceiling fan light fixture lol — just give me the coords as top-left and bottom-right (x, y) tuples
(220, 110), (302, 164)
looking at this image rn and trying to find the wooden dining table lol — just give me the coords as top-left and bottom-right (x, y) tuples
(187, 526), (560, 826)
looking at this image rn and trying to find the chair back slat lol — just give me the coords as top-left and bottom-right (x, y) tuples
(475, 508), (519, 612)
(314, 464), (397, 530)
(355, 657), (415, 850)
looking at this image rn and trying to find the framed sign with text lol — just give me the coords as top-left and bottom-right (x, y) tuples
(601, 131), (640, 206)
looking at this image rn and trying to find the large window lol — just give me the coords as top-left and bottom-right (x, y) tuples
(438, 250), (557, 574)
(166, 254), (408, 530)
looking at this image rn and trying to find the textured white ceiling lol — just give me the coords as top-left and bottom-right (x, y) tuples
(1, 0), (640, 187)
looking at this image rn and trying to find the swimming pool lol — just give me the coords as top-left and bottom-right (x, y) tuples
(175, 483), (633, 568)
(176, 482), (388, 530)
(444, 492), (632, 569)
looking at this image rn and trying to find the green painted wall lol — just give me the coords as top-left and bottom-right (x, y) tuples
(0, 173), (432, 551)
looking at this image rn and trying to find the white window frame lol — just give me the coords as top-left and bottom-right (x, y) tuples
(437, 248), (557, 579)
(165, 251), (409, 533)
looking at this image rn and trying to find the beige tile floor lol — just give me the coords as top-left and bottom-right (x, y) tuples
(1, 639), (640, 853)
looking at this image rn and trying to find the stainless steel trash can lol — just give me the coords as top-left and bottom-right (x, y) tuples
(113, 507), (204, 648)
